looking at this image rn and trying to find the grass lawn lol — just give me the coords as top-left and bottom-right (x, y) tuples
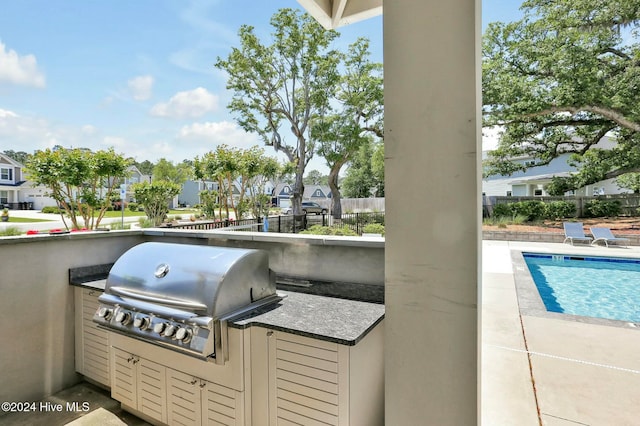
(4, 217), (54, 223)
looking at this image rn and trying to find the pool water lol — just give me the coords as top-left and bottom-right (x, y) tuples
(523, 253), (640, 323)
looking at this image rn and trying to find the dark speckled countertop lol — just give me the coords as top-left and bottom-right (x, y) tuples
(229, 291), (384, 346)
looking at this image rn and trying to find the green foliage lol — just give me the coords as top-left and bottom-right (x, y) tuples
(195, 145), (282, 220)
(216, 9), (341, 215)
(510, 201), (546, 221)
(132, 181), (181, 226)
(492, 200), (576, 220)
(42, 206), (63, 214)
(483, 0), (640, 185)
(583, 200), (622, 218)
(342, 139), (376, 198)
(26, 148), (131, 230)
(341, 212), (385, 226)
(545, 201), (576, 220)
(304, 170), (328, 186)
(313, 37), (384, 217)
(299, 225), (358, 236)
(615, 173), (640, 193)
(0, 226), (21, 236)
(544, 177), (578, 196)
(137, 217), (155, 228)
(127, 202), (139, 212)
(363, 223), (385, 235)
(153, 158), (192, 185)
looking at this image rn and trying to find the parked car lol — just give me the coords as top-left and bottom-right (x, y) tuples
(280, 202), (328, 215)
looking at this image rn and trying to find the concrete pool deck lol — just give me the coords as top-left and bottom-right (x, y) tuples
(483, 240), (640, 425)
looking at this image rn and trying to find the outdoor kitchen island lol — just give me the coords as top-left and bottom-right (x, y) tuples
(71, 266), (384, 426)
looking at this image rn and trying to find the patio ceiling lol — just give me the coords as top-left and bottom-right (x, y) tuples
(296, 0), (382, 29)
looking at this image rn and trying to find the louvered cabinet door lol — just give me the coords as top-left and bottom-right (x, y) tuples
(167, 368), (202, 426)
(111, 347), (137, 409)
(74, 287), (110, 386)
(136, 358), (168, 424)
(201, 381), (245, 426)
(270, 332), (347, 426)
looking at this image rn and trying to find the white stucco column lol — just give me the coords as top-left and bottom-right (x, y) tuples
(384, 0), (480, 424)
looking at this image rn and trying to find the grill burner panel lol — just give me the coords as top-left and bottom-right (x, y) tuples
(94, 242), (281, 363)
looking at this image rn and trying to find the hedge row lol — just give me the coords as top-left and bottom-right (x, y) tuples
(493, 199), (622, 220)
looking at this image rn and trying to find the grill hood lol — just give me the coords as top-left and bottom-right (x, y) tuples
(105, 242), (276, 318)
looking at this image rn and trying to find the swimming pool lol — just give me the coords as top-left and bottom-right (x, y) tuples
(523, 253), (640, 323)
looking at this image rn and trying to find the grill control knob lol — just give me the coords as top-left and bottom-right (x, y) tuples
(115, 311), (131, 325)
(97, 307), (112, 320)
(163, 324), (177, 337)
(153, 322), (166, 334)
(133, 316), (150, 330)
(175, 327), (192, 343)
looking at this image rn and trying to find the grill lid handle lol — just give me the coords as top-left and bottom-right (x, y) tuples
(109, 286), (208, 311)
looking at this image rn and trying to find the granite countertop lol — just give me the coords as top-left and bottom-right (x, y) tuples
(229, 291), (385, 346)
(68, 264), (112, 291)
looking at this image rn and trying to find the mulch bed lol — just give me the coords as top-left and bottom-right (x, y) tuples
(482, 217), (640, 235)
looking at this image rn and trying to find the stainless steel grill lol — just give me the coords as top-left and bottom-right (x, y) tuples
(93, 242), (282, 363)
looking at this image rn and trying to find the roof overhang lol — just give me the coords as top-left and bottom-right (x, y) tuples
(296, 0), (382, 29)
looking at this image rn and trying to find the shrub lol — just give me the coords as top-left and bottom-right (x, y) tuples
(363, 223), (385, 235)
(137, 217), (155, 228)
(0, 226), (21, 236)
(510, 200), (546, 221)
(128, 202), (139, 212)
(544, 201), (576, 220)
(42, 206), (63, 214)
(491, 203), (513, 218)
(299, 225), (358, 236)
(583, 200), (621, 218)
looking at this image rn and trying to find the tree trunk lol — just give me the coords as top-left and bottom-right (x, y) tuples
(329, 163), (343, 219)
(291, 136), (306, 215)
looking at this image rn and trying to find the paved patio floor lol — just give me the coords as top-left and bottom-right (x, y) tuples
(482, 240), (640, 425)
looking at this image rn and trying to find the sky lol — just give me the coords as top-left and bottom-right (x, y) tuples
(0, 0), (523, 173)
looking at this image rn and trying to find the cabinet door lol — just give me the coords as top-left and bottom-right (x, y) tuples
(201, 381), (244, 426)
(111, 347), (137, 408)
(167, 368), (202, 426)
(137, 358), (167, 424)
(272, 332), (340, 426)
(79, 288), (110, 386)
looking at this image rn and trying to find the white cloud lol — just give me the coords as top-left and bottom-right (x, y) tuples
(128, 75), (154, 101)
(150, 87), (218, 118)
(0, 41), (45, 88)
(82, 125), (97, 135)
(178, 120), (259, 149)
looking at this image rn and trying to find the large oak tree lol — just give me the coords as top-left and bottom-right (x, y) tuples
(215, 8), (340, 215)
(483, 0), (640, 189)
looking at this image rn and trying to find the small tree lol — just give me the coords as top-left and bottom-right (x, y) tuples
(27, 148), (130, 230)
(132, 181), (180, 226)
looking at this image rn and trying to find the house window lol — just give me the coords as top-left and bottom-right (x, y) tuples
(0, 168), (12, 180)
(534, 189), (543, 196)
(0, 191), (7, 204)
(506, 191), (512, 197)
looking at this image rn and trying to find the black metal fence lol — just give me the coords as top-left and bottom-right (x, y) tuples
(167, 211), (385, 235)
(166, 214), (313, 234)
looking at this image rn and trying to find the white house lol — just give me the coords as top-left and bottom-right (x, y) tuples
(482, 136), (624, 197)
(0, 153), (59, 209)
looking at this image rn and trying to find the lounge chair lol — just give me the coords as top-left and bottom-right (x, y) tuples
(590, 227), (630, 248)
(563, 222), (593, 245)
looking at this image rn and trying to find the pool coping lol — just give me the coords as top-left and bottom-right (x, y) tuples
(511, 249), (640, 331)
